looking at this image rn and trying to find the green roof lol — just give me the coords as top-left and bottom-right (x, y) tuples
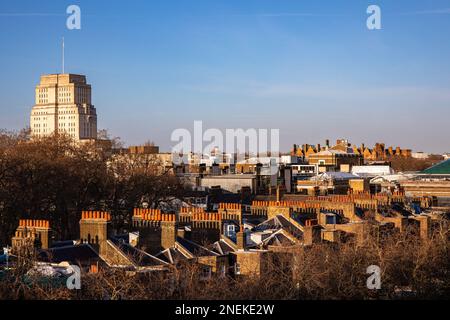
(422, 159), (450, 174)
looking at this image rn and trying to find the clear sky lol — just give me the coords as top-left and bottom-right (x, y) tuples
(0, 0), (449, 153)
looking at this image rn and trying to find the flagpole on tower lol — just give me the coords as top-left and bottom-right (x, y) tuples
(62, 37), (65, 74)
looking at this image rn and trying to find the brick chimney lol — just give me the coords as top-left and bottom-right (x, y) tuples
(218, 203), (242, 222)
(12, 219), (52, 251)
(132, 208), (177, 254)
(161, 217), (177, 249)
(80, 211), (112, 256)
(236, 229), (246, 250)
(190, 212), (222, 245)
(303, 219), (321, 245)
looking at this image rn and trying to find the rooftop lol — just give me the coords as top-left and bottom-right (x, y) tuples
(422, 159), (450, 175)
(39, 74), (87, 85)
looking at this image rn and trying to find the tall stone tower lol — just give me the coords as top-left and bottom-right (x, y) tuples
(30, 74), (97, 141)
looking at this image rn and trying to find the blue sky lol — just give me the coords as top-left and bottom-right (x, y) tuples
(0, 0), (450, 153)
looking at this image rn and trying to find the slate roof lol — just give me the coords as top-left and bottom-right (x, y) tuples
(51, 240), (77, 248)
(211, 238), (236, 255)
(176, 237), (218, 257)
(38, 244), (99, 264)
(155, 248), (190, 264)
(208, 193), (252, 206)
(110, 237), (168, 267)
(262, 230), (297, 246)
(311, 172), (360, 181)
(253, 214), (304, 239)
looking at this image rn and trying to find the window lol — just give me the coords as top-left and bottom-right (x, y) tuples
(220, 265), (227, 278)
(326, 214), (337, 225)
(200, 266), (211, 280)
(234, 263), (241, 275)
(226, 224), (236, 238)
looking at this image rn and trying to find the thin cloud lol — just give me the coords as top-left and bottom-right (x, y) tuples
(251, 13), (322, 17)
(231, 12), (346, 18)
(183, 81), (450, 104)
(400, 8), (450, 15)
(0, 13), (63, 17)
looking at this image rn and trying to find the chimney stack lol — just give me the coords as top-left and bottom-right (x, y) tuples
(303, 219), (321, 245)
(12, 219), (52, 251)
(79, 211), (112, 256)
(133, 209), (177, 254)
(161, 214), (177, 250)
(236, 230), (246, 250)
(190, 212), (222, 245)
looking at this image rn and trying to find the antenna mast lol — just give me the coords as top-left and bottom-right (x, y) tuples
(62, 37), (65, 74)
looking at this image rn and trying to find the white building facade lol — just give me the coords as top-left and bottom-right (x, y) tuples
(30, 74), (97, 141)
